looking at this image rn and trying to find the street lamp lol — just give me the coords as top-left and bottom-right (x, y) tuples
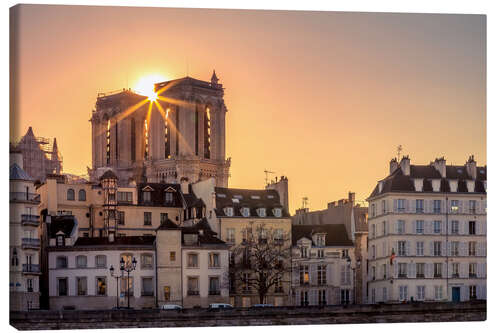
(109, 265), (123, 309)
(346, 256), (361, 305)
(120, 256), (137, 309)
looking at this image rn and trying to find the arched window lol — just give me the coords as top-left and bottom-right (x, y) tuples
(78, 189), (86, 201)
(67, 189), (75, 201)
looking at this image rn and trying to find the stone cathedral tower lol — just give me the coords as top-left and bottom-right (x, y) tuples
(90, 72), (231, 187)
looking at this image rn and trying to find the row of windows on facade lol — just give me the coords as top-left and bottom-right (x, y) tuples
(370, 219), (481, 238)
(370, 199), (484, 217)
(54, 253), (153, 269)
(298, 248), (349, 259)
(10, 278), (36, 293)
(298, 289), (351, 306)
(186, 276), (221, 295)
(56, 275), (154, 297)
(66, 189), (87, 201)
(222, 207), (282, 218)
(298, 264), (352, 286)
(224, 227), (285, 243)
(370, 262), (486, 280)
(370, 240), (485, 258)
(65, 189), (176, 205)
(371, 285), (480, 302)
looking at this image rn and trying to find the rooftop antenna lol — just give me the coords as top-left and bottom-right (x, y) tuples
(302, 197), (309, 209)
(397, 145), (403, 162)
(264, 170), (275, 185)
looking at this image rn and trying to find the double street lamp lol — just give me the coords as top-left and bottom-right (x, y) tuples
(346, 256), (361, 305)
(109, 256), (137, 309)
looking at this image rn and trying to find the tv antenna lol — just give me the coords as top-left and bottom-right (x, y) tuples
(264, 170), (275, 185)
(397, 145), (403, 162)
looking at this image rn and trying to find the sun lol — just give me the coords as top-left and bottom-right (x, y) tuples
(133, 74), (167, 101)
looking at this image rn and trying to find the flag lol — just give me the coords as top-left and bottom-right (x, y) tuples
(390, 249), (396, 265)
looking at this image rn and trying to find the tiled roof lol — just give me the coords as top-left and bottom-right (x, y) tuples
(10, 163), (33, 181)
(292, 224), (353, 247)
(214, 187), (288, 218)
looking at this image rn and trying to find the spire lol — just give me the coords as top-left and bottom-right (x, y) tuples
(25, 126), (35, 137)
(211, 70), (219, 85)
(51, 138), (59, 161)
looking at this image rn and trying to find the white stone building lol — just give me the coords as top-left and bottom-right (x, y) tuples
(366, 155), (486, 303)
(10, 150), (42, 310)
(291, 224), (355, 306)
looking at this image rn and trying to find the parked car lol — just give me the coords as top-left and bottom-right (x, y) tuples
(161, 304), (182, 310)
(209, 303), (233, 309)
(251, 304), (273, 308)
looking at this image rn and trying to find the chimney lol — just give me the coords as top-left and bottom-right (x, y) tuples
(389, 158), (398, 174)
(180, 177), (189, 194)
(400, 155), (410, 176)
(348, 192), (355, 203)
(465, 155), (477, 180)
(265, 175), (289, 214)
(433, 157), (446, 178)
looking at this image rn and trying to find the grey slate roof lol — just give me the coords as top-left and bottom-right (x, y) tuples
(292, 224), (353, 247)
(214, 187), (288, 218)
(10, 163), (33, 181)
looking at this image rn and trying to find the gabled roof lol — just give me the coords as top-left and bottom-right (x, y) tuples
(214, 187), (288, 218)
(10, 163), (33, 181)
(157, 218), (180, 230)
(292, 224), (353, 247)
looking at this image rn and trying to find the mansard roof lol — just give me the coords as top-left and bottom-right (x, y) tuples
(368, 164), (487, 199)
(137, 183), (184, 207)
(214, 187), (288, 218)
(292, 224), (353, 247)
(10, 163), (33, 181)
(182, 218), (226, 246)
(72, 235), (156, 248)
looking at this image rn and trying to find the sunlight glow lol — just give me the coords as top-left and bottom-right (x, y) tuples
(134, 74), (167, 101)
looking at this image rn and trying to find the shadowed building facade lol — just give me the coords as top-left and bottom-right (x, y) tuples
(90, 72), (230, 187)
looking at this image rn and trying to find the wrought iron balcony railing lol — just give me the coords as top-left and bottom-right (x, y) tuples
(22, 264), (40, 274)
(21, 215), (40, 227)
(22, 238), (40, 249)
(10, 192), (40, 203)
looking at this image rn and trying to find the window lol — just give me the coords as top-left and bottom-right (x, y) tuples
(469, 221), (476, 235)
(397, 220), (405, 234)
(299, 265), (309, 285)
(371, 204), (376, 217)
(27, 278), (33, 292)
(382, 200), (386, 213)
(398, 263), (407, 278)
(300, 291), (309, 306)
(371, 266), (376, 280)
(78, 189), (86, 201)
(209, 277), (220, 295)
(241, 207), (250, 217)
(117, 191), (133, 203)
(76, 255), (87, 268)
(300, 247), (309, 258)
(434, 263), (442, 277)
(164, 286), (171, 300)
(273, 208), (282, 217)
(95, 255), (106, 268)
(434, 286), (443, 300)
(57, 278), (68, 296)
(187, 277), (199, 295)
(469, 241), (477, 256)
(117, 211), (125, 225)
(397, 241), (407, 256)
(451, 200), (459, 213)
(416, 263), (425, 278)
(142, 277), (154, 296)
(188, 253), (198, 268)
(170, 252), (176, 261)
(318, 249), (324, 258)
(399, 285), (408, 301)
(383, 287), (388, 302)
(451, 220), (459, 234)
(316, 234), (326, 246)
(382, 221), (386, 235)
(433, 241), (441, 256)
(141, 253), (153, 269)
(274, 229), (284, 244)
(143, 191), (151, 203)
(257, 208), (266, 217)
(317, 265), (327, 285)
(452, 263), (460, 277)
(340, 265), (350, 284)
(469, 200), (477, 214)
(416, 199), (424, 213)
(165, 192), (174, 204)
(342, 249), (349, 259)
(258, 228), (268, 244)
(144, 212), (152, 226)
(318, 289), (327, 306)
(120, 276), (133, 296)
(56, 256), (68, 268)
(416, 220), (424, 234)
(451, 242), (459, 256)
(226, 228), (235, 243)
(57, 235), (65, 247)
(67, 189), (75, 201)
(371, 224), (376, 238)
(371, 245), (376, 259)
(433, 220), (442, 234)
(417, 286), (425, 300)
(382, 264), (387, 279)
(209, 253), (220, 268)
(397, 199), (405, 212)
(433, 200), (441, 213)
(223, 207), (234, 217)
(77, 277), (87, 296)
(469, 263), (477, 278)
(469, 285), (477, 299)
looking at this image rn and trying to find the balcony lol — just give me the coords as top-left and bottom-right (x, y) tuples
(209, 290), (221, 296)
(10, 192), (40, 204)
(187, 290), (199, 296)
(22, 264), (41, 275)
(21, 215), (40, 227)
(22, 238), (40, 250)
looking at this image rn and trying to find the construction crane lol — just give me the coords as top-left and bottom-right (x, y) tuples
(264, 170), (275, 185)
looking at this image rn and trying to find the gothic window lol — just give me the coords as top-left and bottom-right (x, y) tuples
(204, 107), (211, 159)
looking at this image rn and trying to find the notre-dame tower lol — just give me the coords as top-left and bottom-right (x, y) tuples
(90, 71), (230, 187)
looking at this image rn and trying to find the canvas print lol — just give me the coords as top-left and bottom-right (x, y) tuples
(9, 4), (486, 329)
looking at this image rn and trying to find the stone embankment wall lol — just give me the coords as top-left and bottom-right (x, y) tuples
(10, 301), (486, 330)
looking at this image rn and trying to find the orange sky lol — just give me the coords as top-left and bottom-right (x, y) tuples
(10, 5), (486, 214)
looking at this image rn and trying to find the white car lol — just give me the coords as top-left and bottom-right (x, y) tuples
(161, 304), (182, 310)
(209, 303), (233, 309)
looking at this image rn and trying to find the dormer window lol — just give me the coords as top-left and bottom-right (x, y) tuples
(241, 207), (250, 217)
(217, 194), (226, 198)
(232, 198), (240, 203)
(251, 195), (261, 200)
(143, 191), (151, 202)
(233, 195), (243, 199)
(466, 180), (475, 193)
(448, 180), (458, 192)
(316, 234), (326, 247)
(273, 208), (282, 217)
(257, 208), (266, 217)
(300, 247), (309, 258)
(165, 192), (173, 203)
(431, 179), (441, 192)
(56, 235), (65, 247)
(413, 179), (423, 192)
(267, 195), (274, 199)
(223, 207), (234, 217)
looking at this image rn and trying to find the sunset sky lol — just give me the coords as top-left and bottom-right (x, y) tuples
(10, 5), (486, 213)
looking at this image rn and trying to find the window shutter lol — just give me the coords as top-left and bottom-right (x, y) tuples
(393, 199), (397, 212)
(424, 263), (431, 278)
(406, 240), (411, 256)
(429, 241), (434, 256)
(409, 263), (416, 278)
(424, 200), (429, 213)
(446, 242), (451, 256)
(310, 264), (317, 286)
(458, 200), (463, 213)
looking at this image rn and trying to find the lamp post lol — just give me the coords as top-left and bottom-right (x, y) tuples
(346, 256), (361, 305)
(120, 256), (137, 309)
(109, 265), (123, 309)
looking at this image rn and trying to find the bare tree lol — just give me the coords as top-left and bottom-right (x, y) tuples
(227, 223), (291, 304)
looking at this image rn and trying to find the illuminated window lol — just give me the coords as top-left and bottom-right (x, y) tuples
(204, 107), (211, 159)
(299, 265), (309, 285)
